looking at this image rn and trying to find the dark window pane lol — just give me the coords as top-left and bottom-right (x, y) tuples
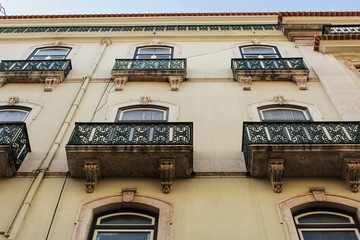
(302, 231), (358, 240)
(242, 47), (276, 55)
(96, 232), (150, 240)
(100, 214), (152, 225)
(138, 48), (171, 55)
(299, 214), (352, 224)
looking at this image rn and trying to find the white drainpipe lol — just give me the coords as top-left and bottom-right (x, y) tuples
(6, 38), (112, 239)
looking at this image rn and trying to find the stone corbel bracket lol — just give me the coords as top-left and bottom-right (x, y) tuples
(84, 159), (100, 193)
(159, 159), (175, 194)
(236, 76), (252, 90)
(344, 158), (360, 193)
(44, 76), (61, 92)
(292, 75), (308, 90)
(114, 76), (128, 91)
(268, 159), (285, 193)
(0, 77), (7, 87)
(168, 76), (183, 91)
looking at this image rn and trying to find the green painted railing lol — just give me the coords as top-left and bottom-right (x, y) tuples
(0, 24), (281, 34)
(113, 59), (186, 71)
(68, 122), (193, 145)
(323, 25), (360, 34)
(232, 58), (308, 71)
(242, 121), (360, 165)
(0, 60), (72, 77)
(0, 122), (31, 170)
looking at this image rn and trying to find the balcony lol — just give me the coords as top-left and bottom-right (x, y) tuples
(231, 58), (309, 90)
(111, 59), (187, 91)
(323, 25), (360, 35)
(242, 122), (360, 193)
(0, 60), (72, 91)
(0, 122), (31, 177)
(66, 122), (193, 193)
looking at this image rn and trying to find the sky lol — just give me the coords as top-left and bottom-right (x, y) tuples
(0, 0), (359, 15)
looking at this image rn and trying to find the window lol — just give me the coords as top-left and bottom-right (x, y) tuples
(91, 211), (158, 240)
(134, 46), (173, 59)
(0, 107), (30, 122)
(116, 106), (168, 122)
(240, 45), (281, 58)
(294, 211), (360, 240)
(28, 47), (71, 60)
(258, 105), (312, 121)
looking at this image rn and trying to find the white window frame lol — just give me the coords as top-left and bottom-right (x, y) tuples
(28, 47), (71, 60)
(277, 194), (360, 240)
(258, 106), (312, 121)
(118, 107), (168, 122)
(0, 101), (41, 127)
(248, 100), (323, 121)
(97, 212), (155, 225)
(240, 45), (281, 59)
(0, 108), (30, 122)
(107, 100), (178, 122)
(135, 46), (173, 59)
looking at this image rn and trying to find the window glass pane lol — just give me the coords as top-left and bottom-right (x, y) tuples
(0, 111), (27, 121)
(100, 214), (153, 225)
(96, 232), (150, 240)
(122, 110), (165, 121)
(299, 214), (352, 224)
(262, 109), (307, 121)
(30, 47), (70, 60)
(36, 49), (69, 56)
(302, 231), (358, 240)
(242, 47), (276, 55)
(138, 48), (171, 55)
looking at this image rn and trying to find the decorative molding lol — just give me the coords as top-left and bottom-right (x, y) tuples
(344, 159), (360, 193)
(151, 39), (161, 45)
(44, 76), (60, 92)
(292, 75), (308, 90)
(159, 160), (175, 194)
(139, 96), (152, 105)
(273, 94), (287, 105)
(7, 96), (19, 106)
(268, 159), (285, 193)
(251, 39), (260, 45)
(54, 40), (63, 46)
(309, 187), (326, 201)
(114, 76), (128, 91)
(121, 188), (137, 202)
(83, 159), (100, 193)
(237, 76), (252, 90)
(168, 76), (183, 91)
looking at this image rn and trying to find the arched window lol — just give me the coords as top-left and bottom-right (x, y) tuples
(240, 45), (281, 59)
(91, 210), (158, 240)
(294, 210), (360, 240)
(0, 107), (31, 122)
(134, 46), (173, 59)
(116, 105), (169, 122)
(28, 47), (71, 60)
(258, 105), (312, 121)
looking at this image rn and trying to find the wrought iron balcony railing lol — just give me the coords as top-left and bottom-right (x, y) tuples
(242, 121), (360, 164)
(323, 25), (360, 35)
(0, 60), (72, 77)
(67, 122), (193, 145)
(113, 59), (187, 71)
(0, 122), (31, 170)
(232, 58), (308, 71)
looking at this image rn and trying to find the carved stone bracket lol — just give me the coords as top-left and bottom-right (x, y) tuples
(168, 76), (183, 91)
(0, 77), (7, 87)
(121, 188), (137, 202)
(237, 76), (252, 90)
(114, 76), (128, 91)
(44, 76), (60, 92)
(273, 95), (287, 105)
(268, 159), (285, 193)
(344, 159), (360, 193)
(8, 96), (20, 106)
(310, 187), (326, 201)
(84, 159), (100, 193)
(159, 160), (175, 194)
(292, 75), (308, 90)
(140, 96), (152, 105)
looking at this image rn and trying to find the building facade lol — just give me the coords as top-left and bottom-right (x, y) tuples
(0, 11), (360, 240)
